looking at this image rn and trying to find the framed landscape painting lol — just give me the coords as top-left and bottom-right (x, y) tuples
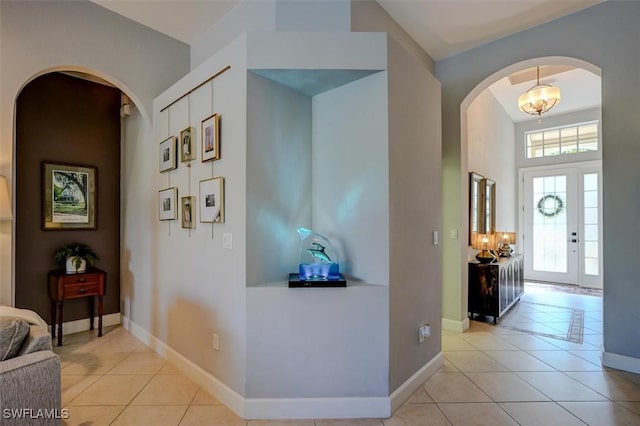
(199, 177), (224, 223)
(42, 162), (97, 230)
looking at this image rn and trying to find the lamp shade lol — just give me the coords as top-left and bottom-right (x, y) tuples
(471, 233), (496, 250)
(518, 67), (561, 117)
(497, 231), (517, 245)
(0, 176), (12, 221)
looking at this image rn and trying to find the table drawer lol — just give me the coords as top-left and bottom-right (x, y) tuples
(64, 282), (100, 298)
(63, 273), (101, 285)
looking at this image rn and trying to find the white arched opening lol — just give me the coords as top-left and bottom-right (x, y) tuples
(458, 56), (602, 329)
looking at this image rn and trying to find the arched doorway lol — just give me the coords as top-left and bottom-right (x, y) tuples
(13, 70), (141, 337)
(459, 57), (603, 346)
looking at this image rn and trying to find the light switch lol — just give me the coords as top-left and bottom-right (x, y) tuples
(450, 229), (459, 240)
(222, 233), (232, 250)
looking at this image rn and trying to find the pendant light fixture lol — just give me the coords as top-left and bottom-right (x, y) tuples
(518, 66), (561, 118)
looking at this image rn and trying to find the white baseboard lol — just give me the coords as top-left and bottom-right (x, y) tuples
(602, 351), (640, 374)
(442, 317), (469, 333)
(244, 397), (389, 420)
(121, 315), (445, 419)
(123, 316), (246, 418)
(389, 352), (444, 414)
(48, 312), (121, 335)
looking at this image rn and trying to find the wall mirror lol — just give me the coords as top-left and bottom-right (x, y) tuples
(484, 178), (496, 236)
(469, 172), (485, 243)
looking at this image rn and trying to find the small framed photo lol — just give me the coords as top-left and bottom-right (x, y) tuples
(180, 126), (195, 162)
(201, 113), (220, 162)
(42, 162), (97, 230)
(159, 136), (177, 172)
(158, 187), (177, 221)
(199, 177), (224, 223)
(181, 196), (196, 229)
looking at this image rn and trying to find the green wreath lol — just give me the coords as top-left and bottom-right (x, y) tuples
(537, 194), (564, 217)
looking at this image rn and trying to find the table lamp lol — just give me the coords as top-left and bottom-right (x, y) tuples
(497, 231), (516, 257)
(472, 233), (497, 263)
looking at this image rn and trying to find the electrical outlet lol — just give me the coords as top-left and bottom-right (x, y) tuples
(213, 333), (219, 351)
(418, 324), (431, 343)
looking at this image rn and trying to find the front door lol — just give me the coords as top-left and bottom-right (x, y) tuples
(522, 163), (602, 288)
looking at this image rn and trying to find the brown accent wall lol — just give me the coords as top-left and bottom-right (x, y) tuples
(15, 73), (121, 324)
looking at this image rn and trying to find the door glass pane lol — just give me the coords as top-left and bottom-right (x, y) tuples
(532, 175), (567, 273)
(583, 173), (599, 276)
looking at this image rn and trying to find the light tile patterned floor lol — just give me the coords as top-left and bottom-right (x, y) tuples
(56, 284), (640, 425)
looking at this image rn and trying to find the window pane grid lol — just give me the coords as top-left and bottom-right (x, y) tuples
(525, 121), (599, 159)
(532, 176), (568, 273)
(583, 173), (599, 276)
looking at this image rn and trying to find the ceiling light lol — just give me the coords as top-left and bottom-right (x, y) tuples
(518, 66), (561, 118)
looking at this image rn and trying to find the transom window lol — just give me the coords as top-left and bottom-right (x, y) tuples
(526, 121), (599, 159)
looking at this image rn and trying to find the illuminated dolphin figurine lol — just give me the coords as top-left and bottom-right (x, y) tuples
(307, 242), (332, 263)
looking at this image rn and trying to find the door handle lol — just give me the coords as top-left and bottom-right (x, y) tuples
(569, 239), (579, 243)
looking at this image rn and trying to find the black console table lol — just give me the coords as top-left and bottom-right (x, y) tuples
(468, 254), (523, 323)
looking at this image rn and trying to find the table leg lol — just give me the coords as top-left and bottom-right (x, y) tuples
(89, 295), (95, 331)
(57, 301), (63, 347)
(98, 295), (103, 337)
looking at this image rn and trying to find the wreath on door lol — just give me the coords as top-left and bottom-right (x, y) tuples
(537, 194), (564, 217)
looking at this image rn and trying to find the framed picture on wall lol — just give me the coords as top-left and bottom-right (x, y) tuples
(42, 162), (97, 230)
(158, 187), (178, 221)
(181, 196), (196, 229)
(199, 177), (224, 223)
(201, 113), (220, 162)
(180, 126), (195, 162)
(159, 136), (177, 173)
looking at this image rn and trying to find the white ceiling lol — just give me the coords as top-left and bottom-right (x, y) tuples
(377, 0), (603, 61)
(90, 0), (603, 116)
(489, 67), (602, 123)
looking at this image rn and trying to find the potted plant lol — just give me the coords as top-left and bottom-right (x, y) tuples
(53, 242), (100, 274)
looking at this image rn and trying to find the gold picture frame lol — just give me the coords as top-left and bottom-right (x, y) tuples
(158, 187), (178, 221)
(181, 196), (196, 229)
(201, 113), (220, 162)
(180, 126), (195, 162)
(159, 136), (177, 173)
(199, 177), (224, 223)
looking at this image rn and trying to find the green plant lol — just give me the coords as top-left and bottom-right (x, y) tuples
(53, 242), (100, 270)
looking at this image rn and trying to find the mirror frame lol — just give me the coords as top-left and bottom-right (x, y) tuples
(484, 178), (496, 236)
(469, 172), (485, 244)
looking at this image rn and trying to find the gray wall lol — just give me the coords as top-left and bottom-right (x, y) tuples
(350, 0), (435, 74)
(246, 284), (389, 398)
(246, 72), (312, 286)
(436, 1), (640, 362)
(467, 89), (516, 238)
(388, 37), (442, 392)
(311, 71), (389, 283)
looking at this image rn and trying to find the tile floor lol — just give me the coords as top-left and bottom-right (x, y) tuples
(56, 284), (640, 425)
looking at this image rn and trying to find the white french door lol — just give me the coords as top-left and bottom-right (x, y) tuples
(521, 163), (602, 288)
